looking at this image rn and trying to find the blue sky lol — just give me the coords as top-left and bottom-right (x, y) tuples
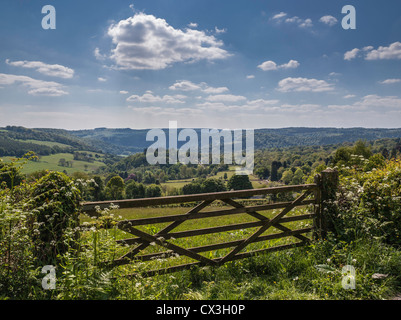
(1, 0), (401, 129)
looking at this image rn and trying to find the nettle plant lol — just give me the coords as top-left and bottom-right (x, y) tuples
(335, 159), (401, 245)
(28, 171), (81, 266)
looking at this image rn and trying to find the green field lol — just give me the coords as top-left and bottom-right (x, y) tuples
(3, 153), (107, 175)
(161, 168), (268, 191)
(161, 179), (193, 189)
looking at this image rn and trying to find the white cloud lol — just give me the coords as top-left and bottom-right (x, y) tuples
(357, 94), (401, 108)
(202, 86), (229, 94)
(280, 104), (321, 112)
(0, 73), (68, 96)
(98, 77), (107, 82)
(196, 99), (280, 113)
(344, 48), (360, 61)
(94, 48), (107, 61)
(5, 59), (74, 79)
(169, 80), (229, 94)
(272, 12), (312, 28)
(257, 60), (277, 71)
(214, 26), (227, 34)
(319, 15), (338, 26)
(28, 87), (69, 97)
(285, 16), (313, 28)
(258, 59), (299, 71)
(169, 80), (202, 91)
(343, 94), (356, 99)
(119, 90), (129, 94)
(246, 75), (255, 79)
(272, 12), (287, 20)
(247, 99), (280, 107)
(277, 77), (334, 93)
(362, 46), (374, 52)
(205, 94), (247, 102)
(128, 106), (202, 116)
(380, 78), (401, 84)
(126, 92), (186, 104)
(365, 42), (401, 60)
(280, 60), (300, 69)
(344, 42), (401, 61)
(329, 94), (401, 110)
(187, 22), (198, 28)
(107, 12), (230, 70)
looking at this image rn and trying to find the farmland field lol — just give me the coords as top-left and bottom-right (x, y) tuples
(3, 153), (107, 174)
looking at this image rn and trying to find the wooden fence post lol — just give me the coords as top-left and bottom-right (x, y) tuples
(313, 174), (322, 240)
(318, 168), (339, 239)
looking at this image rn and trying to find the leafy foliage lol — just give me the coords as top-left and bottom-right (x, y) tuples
(28, 171), (81, 265)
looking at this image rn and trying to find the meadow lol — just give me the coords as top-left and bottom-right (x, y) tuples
(3, 152), (106, 175)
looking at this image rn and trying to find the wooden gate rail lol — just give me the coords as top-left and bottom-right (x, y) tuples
(80, 178), (329, 278)
(81, 183), (318, 214)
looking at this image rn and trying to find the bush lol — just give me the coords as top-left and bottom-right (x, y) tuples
(227, 175), (253, 191)
(335, 159), (401, 246)
(28, 171), (81, 265)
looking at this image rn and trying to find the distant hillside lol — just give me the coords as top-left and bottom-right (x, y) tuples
(69, 127), (401, 155)
(2, 126), (401, 157)
(0, 126), (108, 157)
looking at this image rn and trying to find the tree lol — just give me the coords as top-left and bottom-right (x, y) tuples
(125, 180), (145, 199)
(281, 170), (293, 185)
(145, 184), (162, 198)
(105, 175), (125, 200)
(182, 179), (203, 195)
(352, 140), (372, 159)
(92, 176), (105, 201)
(255, 167), (270, 180)
(201, 178), (227, 193)
(58, 158), (66, 167)
(270, 161), (281, 181)
(227, 174), (253, 191)
(291, 168), (304, 185)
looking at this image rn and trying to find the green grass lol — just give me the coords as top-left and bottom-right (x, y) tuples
(94, 215), (401, 300)
(161, 179), (193, 189)
(78, 201), (401, 300)
(3, 153), (107, 175)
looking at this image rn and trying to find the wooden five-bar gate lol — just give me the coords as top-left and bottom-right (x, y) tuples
(81, 169), (338, 278)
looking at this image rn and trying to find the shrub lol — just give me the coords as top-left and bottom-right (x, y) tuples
(227, 174), (253, 191)
(335, 160), (401, 246)
(28, 171), (81, 265)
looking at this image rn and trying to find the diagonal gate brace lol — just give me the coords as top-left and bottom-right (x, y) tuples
(218, 190), (312, 265)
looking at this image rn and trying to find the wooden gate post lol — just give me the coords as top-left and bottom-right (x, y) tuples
(313, 174), (322, 240)
(315, 168), (339, 239)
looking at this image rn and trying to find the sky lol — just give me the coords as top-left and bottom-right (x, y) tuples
(0, 0), (401, 130)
